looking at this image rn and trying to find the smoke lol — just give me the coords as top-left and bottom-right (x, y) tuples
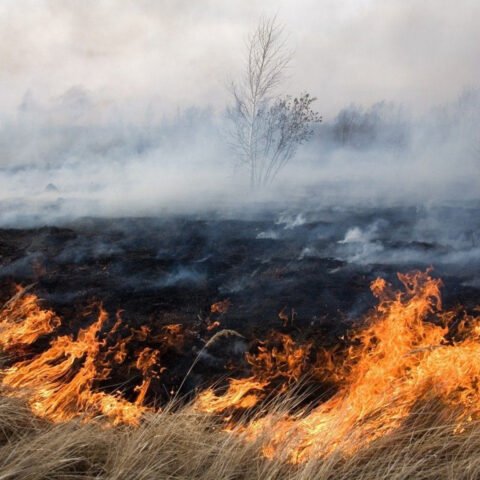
(0, 85), (478, 227)
(274, 90), (480, 206)
(0, 1), (479, 226)
(2, 1), (480, 115)
(0, 87), (238, 225)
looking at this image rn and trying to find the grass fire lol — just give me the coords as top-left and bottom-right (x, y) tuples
(1, 1), (479, 478)
(1, 269), (480, 478)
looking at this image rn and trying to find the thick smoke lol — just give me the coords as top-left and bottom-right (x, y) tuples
(0, 1), (479, 226)
(0, 87), (235, 225)
(1, 87), (478, 226)
(280, 92), (480, 205)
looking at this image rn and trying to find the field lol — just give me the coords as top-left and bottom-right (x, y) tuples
(0, 205), (479, 478)
(1, 395), (480, 479)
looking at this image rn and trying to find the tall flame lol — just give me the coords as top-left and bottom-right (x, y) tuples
(0, 285), (61, 350)
(1, 304), (146, 425)
(0, 291), (184, 426)
(1, 271), (480, 465)
(196, 271), (480, 463)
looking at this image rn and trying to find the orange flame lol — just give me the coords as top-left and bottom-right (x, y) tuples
(194, 332), (311, 414)
(194, 377), (268, 414)
(0, 292), (186, 426)
(197, 271), (480, 463)
(211, 299), (230, 314)
(134, 347), (163, 406)
(2, 271), (480, 466)
(1, 304), (146, 425)
(0, 285), (61, 350)
(247, 332), (311, 385)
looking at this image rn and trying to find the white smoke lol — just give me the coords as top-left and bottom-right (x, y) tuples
(0, 1), (478, 226)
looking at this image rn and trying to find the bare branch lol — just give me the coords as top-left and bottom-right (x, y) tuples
(227, 17), (320, 188)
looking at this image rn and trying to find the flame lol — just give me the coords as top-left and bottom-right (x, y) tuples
(0, 292), (184, 426)
(134, 347), (163, 406)
(194, 332), (311, 414)
(211, 299), (230, 314)
(194, 377), (268, 413)
(207, 300), (228, 331)
(247, 332), (311, 385)
(244, 270), (450, 462)
(197, 271), (480, 463)
(1, 305), (146, 425)
(2, 271), (480, 465)
(0, 285), (61, 350)
(206, 320), (221, 331)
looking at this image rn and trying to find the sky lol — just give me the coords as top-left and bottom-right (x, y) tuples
(1, 0), (479, 118)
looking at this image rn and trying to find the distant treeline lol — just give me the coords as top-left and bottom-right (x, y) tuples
(1, 87), (479, 168)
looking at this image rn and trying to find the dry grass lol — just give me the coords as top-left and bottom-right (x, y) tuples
(1, 395), (480, 480)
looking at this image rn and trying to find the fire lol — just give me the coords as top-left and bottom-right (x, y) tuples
(194, 377), (268, 414)
(193, 332), (312, 414)
(243, 270), (451, 462)
(211, 299), (230, 314)
(196, 271), (480, 463)
(134, 347), (162, 406)
(0, 285), (61, 350)
(247, 332), (312, 385)
(1, 304), (146, 425)
(1, 271), (480, 465)
(0, 291), (185, 426)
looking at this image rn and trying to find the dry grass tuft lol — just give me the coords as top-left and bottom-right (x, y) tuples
(0, 395), (480, 479)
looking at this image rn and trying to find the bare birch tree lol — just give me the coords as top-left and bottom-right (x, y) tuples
(228, 17), (321, 188)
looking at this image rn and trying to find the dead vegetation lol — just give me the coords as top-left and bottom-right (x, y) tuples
(2, 272), (480, 478)
(1, 394), (480, 479)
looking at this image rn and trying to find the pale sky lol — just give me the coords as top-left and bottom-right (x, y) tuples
(1, 0), (479, 118)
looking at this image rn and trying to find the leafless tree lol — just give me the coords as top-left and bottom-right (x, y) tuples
(228, 17), (321, 188)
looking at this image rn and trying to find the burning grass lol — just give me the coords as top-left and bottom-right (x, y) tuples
(1, 270), (480, 478)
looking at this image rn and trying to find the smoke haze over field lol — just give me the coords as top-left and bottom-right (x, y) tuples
(2, 7), (480, 472)
(2, 0), (480, 116)
(0, 1), (479, 224)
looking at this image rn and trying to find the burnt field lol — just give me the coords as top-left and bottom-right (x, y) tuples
(1, 205), (479, 321)
(1, 2), (479, 477)
(0, 204), (479, 404)
(1, 202), (480, 477)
